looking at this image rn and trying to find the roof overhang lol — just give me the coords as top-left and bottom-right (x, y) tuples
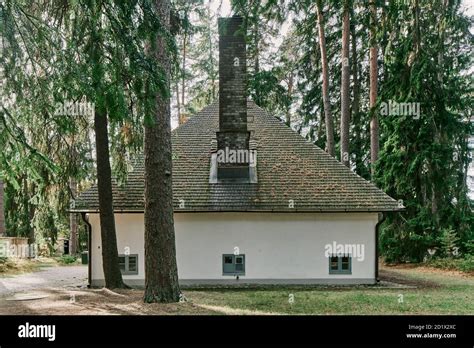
(69, 208), (404, 214)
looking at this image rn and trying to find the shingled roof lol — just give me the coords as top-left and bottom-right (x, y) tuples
(73, 101), (401, 213)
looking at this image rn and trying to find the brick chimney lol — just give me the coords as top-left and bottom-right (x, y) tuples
(216, 16), (250, 180)
(0, 180), (5, 236)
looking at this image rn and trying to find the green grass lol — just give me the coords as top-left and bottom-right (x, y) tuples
(183, 267), (474, 315)
(424, 256), (474, 273)
(56, 255), (80, 265)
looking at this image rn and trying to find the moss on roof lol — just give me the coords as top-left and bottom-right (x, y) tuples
(74, 101), (401, 212)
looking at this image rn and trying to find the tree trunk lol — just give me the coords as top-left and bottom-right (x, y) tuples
(316, 0), (335, 157)
(175, 82), (181, 124)
(28, 202), (35, 245)
(432, 0), (448, 225)
(144, 0), (180, 303)
(207, 5), (216, 101)
(340, 1), (350, 167)
(253, 23), (261, 105)
(69, 178), (78, 255)
(0, 180), (5, 236)
(369, 0), (379, 176)
(90, 0), (125, 289)
(24, 178), (35, 244)
(94, 108), (125, 289)
(350, 8), (362, 173)
(380, 4), (388, 84)
(181, 28), (187, 113)
(285, 73), (293, 126)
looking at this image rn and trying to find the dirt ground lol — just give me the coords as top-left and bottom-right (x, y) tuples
(0, 265), (217, 315)
(0, 264), (87, 296)
(0, 287), (219, 315)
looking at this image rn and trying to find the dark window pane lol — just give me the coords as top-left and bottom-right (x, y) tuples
(330, 256), (339, 270)
(235, 256), (243, 264)
(118, 256), (126, 270)
(341, 257), (350, 270)
(129, 257), (137, 271)
(224, 256), (233, 264)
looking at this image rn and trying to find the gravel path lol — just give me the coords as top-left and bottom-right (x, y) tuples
(0, 265), (87, 296)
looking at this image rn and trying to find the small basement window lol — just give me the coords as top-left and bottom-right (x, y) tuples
(222, 254), (245, 275)
(329, 255), (352, 274)
(118, 254), (138, 275)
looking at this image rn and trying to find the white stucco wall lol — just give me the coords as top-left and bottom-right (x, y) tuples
(88, 212), (379, 285)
